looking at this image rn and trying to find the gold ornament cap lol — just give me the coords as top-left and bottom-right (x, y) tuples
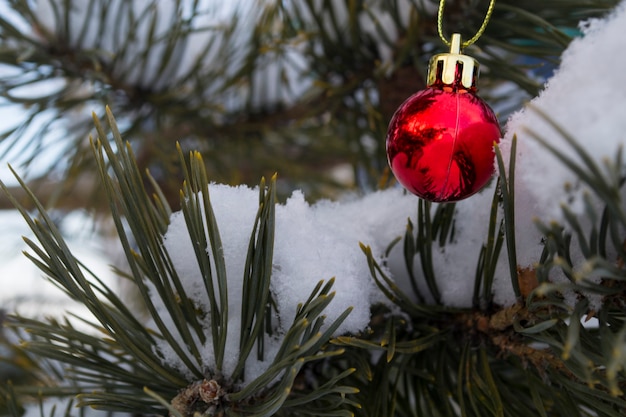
(427, 33), (479, 90)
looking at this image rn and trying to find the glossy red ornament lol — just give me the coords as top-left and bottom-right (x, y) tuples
(386, 34), (501, 202)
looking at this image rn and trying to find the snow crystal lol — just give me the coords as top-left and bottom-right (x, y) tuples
(272, 188), (416, 334)
(158, 184), (259, 379)
(384, 182), (518, 308)
(158, 185), (418, 383)
(500, 1), (626, 269)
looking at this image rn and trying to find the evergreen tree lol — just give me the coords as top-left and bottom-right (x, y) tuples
(1, 1), (625, 416)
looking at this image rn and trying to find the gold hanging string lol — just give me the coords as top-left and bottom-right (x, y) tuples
(437, 0), (496, 48)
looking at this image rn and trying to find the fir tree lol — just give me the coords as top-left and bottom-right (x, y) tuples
(1, 1), (626, 416)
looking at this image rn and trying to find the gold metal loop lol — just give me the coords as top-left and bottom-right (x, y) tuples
(437, 0), (496, 48)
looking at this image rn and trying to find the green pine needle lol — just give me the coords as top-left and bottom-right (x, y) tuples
(1, 108), (358, 417)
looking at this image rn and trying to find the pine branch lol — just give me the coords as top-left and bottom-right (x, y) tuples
(0, 108), (358, 416)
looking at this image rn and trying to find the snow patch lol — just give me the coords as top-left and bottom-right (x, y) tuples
(157, 185), (419, 382)
(501, 1), (626, 269)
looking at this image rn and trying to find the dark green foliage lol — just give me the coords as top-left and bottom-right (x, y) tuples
(2, 2), (626, 417)
(0, 110), (357, 416)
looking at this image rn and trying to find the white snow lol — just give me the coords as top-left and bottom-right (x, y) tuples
(158, 185), (417, 382)
(500, 1), (626, 269)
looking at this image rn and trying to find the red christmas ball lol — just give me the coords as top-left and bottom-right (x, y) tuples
(386, 33), (501, 202)
(386, 87), (501, 202)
